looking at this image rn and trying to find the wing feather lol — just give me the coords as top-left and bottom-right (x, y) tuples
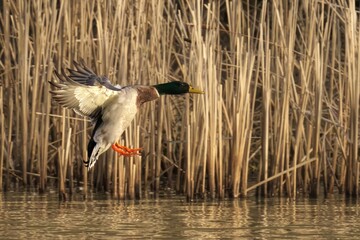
(67, 59), (122, 90)
(50, 63), (120, 121)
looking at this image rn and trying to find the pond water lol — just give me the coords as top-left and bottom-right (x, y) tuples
(0, 191), (359, 239)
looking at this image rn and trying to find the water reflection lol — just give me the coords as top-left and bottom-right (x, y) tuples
(1, 191), (359, 239)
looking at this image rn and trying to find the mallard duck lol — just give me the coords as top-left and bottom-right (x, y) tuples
(50, 60), (204, 169)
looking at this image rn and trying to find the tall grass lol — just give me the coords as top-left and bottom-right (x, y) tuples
(0, 0), (359, 199)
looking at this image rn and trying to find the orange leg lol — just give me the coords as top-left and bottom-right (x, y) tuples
(114, 142), (142, 153)
(111, 142), (142, 156)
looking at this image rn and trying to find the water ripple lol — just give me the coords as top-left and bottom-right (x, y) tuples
(1, 192), (359, 239)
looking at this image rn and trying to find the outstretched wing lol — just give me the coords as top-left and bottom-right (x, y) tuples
(68, 59), (122, 91)
(50, 62), (121, 121)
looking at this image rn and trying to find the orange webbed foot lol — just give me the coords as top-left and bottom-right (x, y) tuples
(111, 142), (142, 156)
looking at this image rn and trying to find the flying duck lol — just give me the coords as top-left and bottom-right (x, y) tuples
(50, 60), (204, 169)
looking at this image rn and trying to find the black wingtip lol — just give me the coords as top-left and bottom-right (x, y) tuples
(53, 69), (61, 80)
(87, 137), (97, 163)
(48, 81), (56, 87)
(86, 117), (103, 165)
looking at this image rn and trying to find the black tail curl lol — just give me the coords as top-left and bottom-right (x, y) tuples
(84, 116), (103, 167)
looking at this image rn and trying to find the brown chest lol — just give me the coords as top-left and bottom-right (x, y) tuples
(136, 86), (160, 107)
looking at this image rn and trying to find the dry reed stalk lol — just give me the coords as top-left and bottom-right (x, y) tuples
(5, 142), (13, 191)
(57, 148), (64, 197)
(112, 153), (118, 198)
(155, 99), (164, 192)
(135, 155), (142, 199)
(319, 2), (334, 196)
(135, 126), (142, 198)
(259, 14), (271, 197)
(28, 2), (41, 185)
(144, 109), (155, 192)
(37, 0), (58, 193)
(60, 109), (66, 177)
(247, 156), (316, 192)
(176, 116), (185, 193)
(266, 1), (303, 197)
(68, 120), (76, 194)
(129, 162), (135, 200)
(204, 3), (218, 198)
(294, 61), (312, 196)
(118, 156), (125, 200)
(186, 121), (193, 200)
(2, 0), (10, 191)
(328, 18), (340, 194)
(261, 52), (271, 197)
(222, 0), (254, 197)
(286, 2), (299, 198)
(231, 46), (255, 197)
(64, 128), (72, 192)
(17, 0), (30, 185)
(124, 126), (134, 199)
(57, 112), (71, 199)
(344, 2), (360, 196)
(3, 0), (11, 88)
(0, 87), (4, 191)
(149, 107), (156, 192)
(5, 92), (14, 191)
(337, 59), (347, 194)
(304, 122), (313, 195)
(82, 119), (88, 195)
(208, 53), (218, 198)
(29, 118), (39, 186)
(217, 85), (224, 198)
(308, 44), (323, 197)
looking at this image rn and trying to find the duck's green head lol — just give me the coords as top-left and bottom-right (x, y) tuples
(153, 81), (204, 95)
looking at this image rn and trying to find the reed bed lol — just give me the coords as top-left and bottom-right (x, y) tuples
(0, 0), (359, 200)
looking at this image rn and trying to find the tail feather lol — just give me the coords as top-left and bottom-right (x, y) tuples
(84, 115), (103, 169)
(86, 142), (102, 170)
(87, 137), (97, 161)
(85, 138), (110, 170)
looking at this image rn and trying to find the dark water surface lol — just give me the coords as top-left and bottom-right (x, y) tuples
(0, 191), (359, 239)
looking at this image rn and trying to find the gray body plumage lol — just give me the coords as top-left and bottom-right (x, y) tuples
(87, 87), (139, 169)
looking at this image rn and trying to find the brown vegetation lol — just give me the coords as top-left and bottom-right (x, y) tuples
(0, 0), (359, 200)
